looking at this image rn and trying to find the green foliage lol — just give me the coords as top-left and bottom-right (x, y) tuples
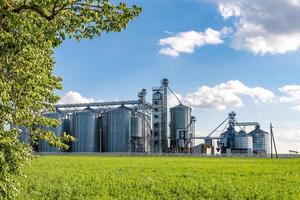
(17, 156), (300, 200)
(0, 0), (141, 198)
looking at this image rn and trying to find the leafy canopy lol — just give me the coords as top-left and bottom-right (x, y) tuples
(0, 0), (141, 198)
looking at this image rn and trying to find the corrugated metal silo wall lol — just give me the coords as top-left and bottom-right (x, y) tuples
(234, 135), (253, 149)
(170, 105), (191, 147)
(219, 130), (237, 153)
(71, 111), (99, 152)
(135, 112), (152, 153)
(99, 113), (108, 152)
(63, 115), (72, 134)
(107, 107), (132, 152)
(39, 112), (64, 152)
(18, 126), (31, 145)
(131, 116), (142, 138)
(62, 114), (72, 152)
(251, 130), (270, 154)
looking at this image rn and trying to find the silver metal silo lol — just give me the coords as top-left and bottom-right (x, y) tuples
(131, 116), (142, 138)
(18, 126), (30, 145)
(170, 104), (192, 148)
(39, 112), (64, 152)
(71, 110), (99, 152)
(99, 113), (108, 152)
(62, 114), (72, 152)
(249, 126), (270, 154)
(218, 129), (238, 153)
(107, 106), (132, 152)
(234, 130), (253, 150)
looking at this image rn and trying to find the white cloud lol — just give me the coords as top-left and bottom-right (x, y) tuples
(218, 3), (241, 19)
(169, 80), (274, 110)
(185, 80), (274, 110)
(184, 84), (243, 110)
(291, 105), (300, 112)
(168, 92), (184, 108)
(159, 28), (224, 57)
(58, 91), (94, 104)
(279, 85), (300, 111)
(279, 85), (300, 102)
(215, 0), (300, 54)
(274, 127), (300, 153)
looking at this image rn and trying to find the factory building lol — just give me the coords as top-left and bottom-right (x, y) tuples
(217, 112), (270, 155)
(18, 79), (272, 155)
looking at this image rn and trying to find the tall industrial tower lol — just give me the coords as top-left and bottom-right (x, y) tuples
(151, 79), (168, 153)
(161, 79), (168, 153)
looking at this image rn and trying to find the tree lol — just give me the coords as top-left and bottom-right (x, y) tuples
(0, 0), (141, 198)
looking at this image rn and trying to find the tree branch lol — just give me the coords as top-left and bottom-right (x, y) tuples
(10, 1), (99, 21)
(12, 4), (54, 21)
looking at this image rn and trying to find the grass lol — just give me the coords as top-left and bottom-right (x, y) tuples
(17, 156), (300, 200)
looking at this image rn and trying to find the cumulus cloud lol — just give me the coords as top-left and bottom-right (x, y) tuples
(184, 80), (274, 110)
(279, 85), (300, 111)
(275, 127), (300, 153)
(167, 80), (275, 110)
(216, 0), (300, 54)
(218, 3), (241, 19)
(279, 85), (300, 102)
(291, 105), (300, 112)
(58, 91), (94, 104)
(159, 28), (224, 57)
(168, 92), (184, 108)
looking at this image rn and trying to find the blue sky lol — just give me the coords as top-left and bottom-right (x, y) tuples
(54, 0), (300, 153)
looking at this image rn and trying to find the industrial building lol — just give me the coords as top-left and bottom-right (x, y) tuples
(19, 79), (273, 155)
(216, 112), (270, 155)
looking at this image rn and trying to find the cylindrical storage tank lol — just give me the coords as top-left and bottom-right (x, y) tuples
(63, 115), (72, 135)
(218, 129), (237, 153)
(18, 126), (30, 145)
(234, 131), (253, 149)
(71, 110), (99, 152)
(62, 114), (72, 152)
(99, 114), (108, 152)
(107, 106), (132, 152)
(170, 104), (191, 148)
(39, 112), (64, 152)
(131, 116), (142, 138)
(249, 127), (270, 154)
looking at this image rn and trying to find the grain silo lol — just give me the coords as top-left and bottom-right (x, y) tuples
(99, 113), (108, 152)
(233, 130), (253, 153)
(170, 104), (192, 149)
(18, 126), (30, 145)
(248, 125), (270, 154)
(107, 106), (132, 152)
(39, 112), (64, 152)
(131, 116), (142, 138)
(218, 128), (238, 154)
(71, 110), (99, 152)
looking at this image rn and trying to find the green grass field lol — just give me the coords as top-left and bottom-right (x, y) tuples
(18, 156), (300, 200)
